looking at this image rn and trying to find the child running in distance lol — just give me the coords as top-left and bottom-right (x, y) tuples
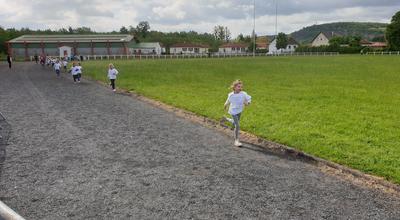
(76, 62), (83, 82)
(70, 62), (81, 83)
(62, 59), (68, 72)
(107, 63), (119, 92)
(54, 60), (61, 77)
(221, 80), (251, 147)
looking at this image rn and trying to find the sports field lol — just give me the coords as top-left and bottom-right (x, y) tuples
(83, 55), (400, 184)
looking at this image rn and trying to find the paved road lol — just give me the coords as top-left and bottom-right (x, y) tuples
(0, 63), (399, 219)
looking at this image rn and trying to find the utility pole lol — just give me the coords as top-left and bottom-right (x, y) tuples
(253, 0), (256, 57)
(275, 0), (278, 36)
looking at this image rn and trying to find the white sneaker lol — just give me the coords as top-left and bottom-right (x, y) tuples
(234, 140), (243, 147)
(113, 89), (116, 92)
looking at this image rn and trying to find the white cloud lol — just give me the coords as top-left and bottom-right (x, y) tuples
(0, 0), (399, 36)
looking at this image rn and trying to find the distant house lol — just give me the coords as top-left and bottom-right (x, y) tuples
(255, 36), (272, 50)
(369, 42), (387, 49)
(170, 43), (209, 54)
(268, 37), (299, 54)
(218, 43), (248, 54)
(360, 40), (387, 49)
(130, 42), (164, 55)
(360, 39), (372, 47)
(311, 32), (341, 47)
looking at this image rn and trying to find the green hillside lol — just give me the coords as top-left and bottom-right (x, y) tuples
(291, 22), (387, 43)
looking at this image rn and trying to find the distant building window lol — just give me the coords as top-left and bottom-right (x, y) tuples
(223, 49), (226, 52)
(232, 47), (235, 51)
(183, 48), (187, 51)
(189, 48), (193, 51)
(288, 45), (291, 49)
(236, 47), (240, 51)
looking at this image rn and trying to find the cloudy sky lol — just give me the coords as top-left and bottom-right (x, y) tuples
(1, 0), (399, 36)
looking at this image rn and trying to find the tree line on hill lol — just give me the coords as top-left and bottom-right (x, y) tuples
(295, 11), (400, 53)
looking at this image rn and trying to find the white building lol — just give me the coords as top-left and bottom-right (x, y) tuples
(130, 42), (164, 55)
(268, 37), (299, 54)
(311, 32), (340, 47)
(218, 43), (248, 54)
(170, 43), (209, 54)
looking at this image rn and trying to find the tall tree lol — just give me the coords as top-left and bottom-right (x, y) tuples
(237, 33), (245, 42)
(276, 32), (288, 50)
(213, 25), (231, 42)
(386, 11), (400, 50)
(120, 26), (129, 34)
(136, 21), (150, 38)
(224, 26), (231, 42)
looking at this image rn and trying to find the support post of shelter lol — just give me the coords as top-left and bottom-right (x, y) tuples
(73, 41), (77, 55)
(41, 41), (45, 56)
(107, 40), (111, 55)
(91, 40), (94, 56)
(24, 41), (29, 61)
(123, 42), (128, 55)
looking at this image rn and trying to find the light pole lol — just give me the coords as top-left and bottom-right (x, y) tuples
(253, 0), (256, 57)
(275, 0), (278, 36)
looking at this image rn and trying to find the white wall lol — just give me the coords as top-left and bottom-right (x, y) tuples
(312, 33), (330, 47)
(218, 47), (247, 54)
(268, 39), (298, 54)
(170, 47), (208, 54)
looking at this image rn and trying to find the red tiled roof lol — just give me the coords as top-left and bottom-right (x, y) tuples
(360, 39), (371, 45)
(256, 43), (269, 49)
(370, 42), (387, 47)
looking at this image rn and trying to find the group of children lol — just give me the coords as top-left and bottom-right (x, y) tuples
(41, 57), (250, 147)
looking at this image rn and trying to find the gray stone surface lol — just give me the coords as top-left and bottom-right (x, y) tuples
(0, 62), (399, 220)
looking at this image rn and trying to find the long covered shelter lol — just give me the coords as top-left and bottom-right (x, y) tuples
(7, 34), (134, 60)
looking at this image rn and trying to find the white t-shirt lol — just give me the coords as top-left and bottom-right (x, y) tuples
(108, 68), (119, 79)
(54, 63), (61, 70)
(63, 61), (68, 67)
(71, 66), (82, 75)
(225, 91), (252, 115)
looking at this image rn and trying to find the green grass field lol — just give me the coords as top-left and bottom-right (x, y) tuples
(83, 56), (400, 184)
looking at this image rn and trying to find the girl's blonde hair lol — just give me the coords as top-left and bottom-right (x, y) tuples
(109, 63), (114, 69)
(230, 79), (243, 91)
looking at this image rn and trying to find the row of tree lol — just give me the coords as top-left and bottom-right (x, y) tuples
(0, 21), (254, 55)
(1, 10), (400, 55)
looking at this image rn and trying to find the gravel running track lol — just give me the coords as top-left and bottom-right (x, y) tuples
(0, 62), (399, 220)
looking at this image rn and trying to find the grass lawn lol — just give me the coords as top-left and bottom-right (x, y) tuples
(82, 55), (400, 184)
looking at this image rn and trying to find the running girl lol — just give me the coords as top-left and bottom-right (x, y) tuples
(107, 63), (119, 92)
(70, 62), (81, 83)
(76, 62), (83, 80)
(62, 59), (68, 72)
(54, 60), (61, 77)
(221, 80), (251, 147)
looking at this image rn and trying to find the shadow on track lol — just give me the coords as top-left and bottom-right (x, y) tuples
(0, 112), (11, 179)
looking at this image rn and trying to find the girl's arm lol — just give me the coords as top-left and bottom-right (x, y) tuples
(224, 96), (230, 111)
(244, 92), (252, 106)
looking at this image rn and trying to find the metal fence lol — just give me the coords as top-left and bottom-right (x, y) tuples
(31, 52), (340, 61)
(365, 51), (400, 55)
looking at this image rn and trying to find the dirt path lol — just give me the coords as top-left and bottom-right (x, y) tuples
(0, 62), (399, 219)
